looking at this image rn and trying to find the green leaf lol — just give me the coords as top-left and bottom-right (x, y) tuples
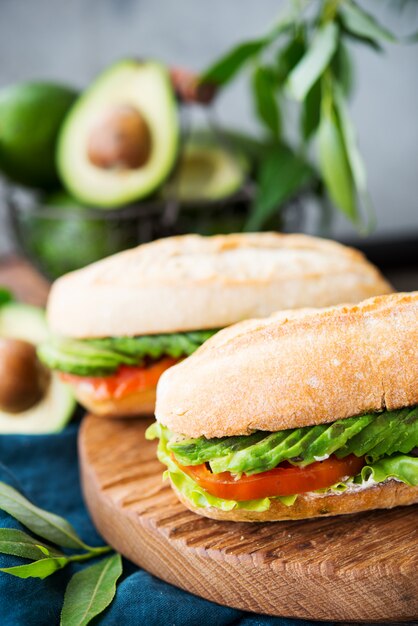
(0, 288), (13, 306)
(318, 86), (357, 221)
(333, 89), (365, 188)
(339, 1), (397, 44)
(201, 39), (267, 86)
(0, 482), (99, 551)
(332, 41), (354, 96)
(0, 556), (68, 579)
(276, 37), (306, 82)
(245, 145), (313, 231)
(252, 65), (281, 138)
(0, 528), (64, 560)
(61, 554), (122, 626)
(37, 544), (51, 556)
(200, 13), (293, 86)
(333, 84), (373, 228)
(286, 22), (339, 101)
(301, 79), (321, 140)
(341, 29), (383, 53)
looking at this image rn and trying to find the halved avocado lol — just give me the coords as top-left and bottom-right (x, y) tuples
(57, 59), (179, 207)
(163, 131), (248, 202)
(0, 303), (75, 433)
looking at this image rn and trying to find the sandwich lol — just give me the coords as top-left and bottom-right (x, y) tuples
(149, 292), (418, 521)
(38, 233), (392, 418)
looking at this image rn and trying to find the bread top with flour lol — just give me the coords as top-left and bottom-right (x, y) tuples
(155, 292), (418, 438)
(46, 233), (392, 338)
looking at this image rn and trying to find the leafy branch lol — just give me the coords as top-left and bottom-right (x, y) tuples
(200, 0), (417, 231)
(0, 481), (122, 626)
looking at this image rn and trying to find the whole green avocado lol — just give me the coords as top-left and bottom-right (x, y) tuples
(0, 82), (77, 188)
(22, 191), (137, 279)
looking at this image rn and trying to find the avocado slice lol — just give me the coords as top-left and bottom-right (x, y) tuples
(38, 330), (219, 377)
(163, 131), (248, 202)
(0, 82), (77, 188)
(0, 303), (75, 433)
(57, 59), (179, 207)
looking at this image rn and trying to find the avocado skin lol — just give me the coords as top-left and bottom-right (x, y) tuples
(0, 82), (77, 188)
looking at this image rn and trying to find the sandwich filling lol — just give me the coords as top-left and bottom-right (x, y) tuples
(38, 331), (217, 402)
(147, 406), (418, 511)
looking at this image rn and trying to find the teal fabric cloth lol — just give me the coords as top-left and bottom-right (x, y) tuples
(0, 420), (326, 626)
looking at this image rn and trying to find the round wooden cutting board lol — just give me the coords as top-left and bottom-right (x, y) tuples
(79, 414), (418, 623)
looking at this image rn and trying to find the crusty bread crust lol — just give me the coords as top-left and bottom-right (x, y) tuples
(47, 233), (392, 338)
(171, 479), (418, 521)
(156, 292), (418, 437)
(74, 386), (156, 417)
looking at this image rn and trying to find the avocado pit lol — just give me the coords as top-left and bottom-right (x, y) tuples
(0, 338), (50, 413)
(87, 104), (152, 170)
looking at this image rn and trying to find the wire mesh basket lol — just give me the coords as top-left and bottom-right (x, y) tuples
(4, 109), (308, 280)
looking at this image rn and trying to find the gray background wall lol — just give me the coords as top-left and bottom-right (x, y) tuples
(0, 0), (417, 251)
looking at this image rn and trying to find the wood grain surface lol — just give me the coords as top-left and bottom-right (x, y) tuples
(79, 415), (418, 623)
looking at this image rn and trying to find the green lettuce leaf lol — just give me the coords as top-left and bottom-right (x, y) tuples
(147, 423), (272, 512)
(38, 330), (218, 376)
(358, 455), (418, 487)
(148, 422), (418, 512)
(169, 407), (418, 475)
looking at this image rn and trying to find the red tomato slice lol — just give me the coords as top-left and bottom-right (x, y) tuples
(177, 455), (364, 500)
(61, 357), (178, 400)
